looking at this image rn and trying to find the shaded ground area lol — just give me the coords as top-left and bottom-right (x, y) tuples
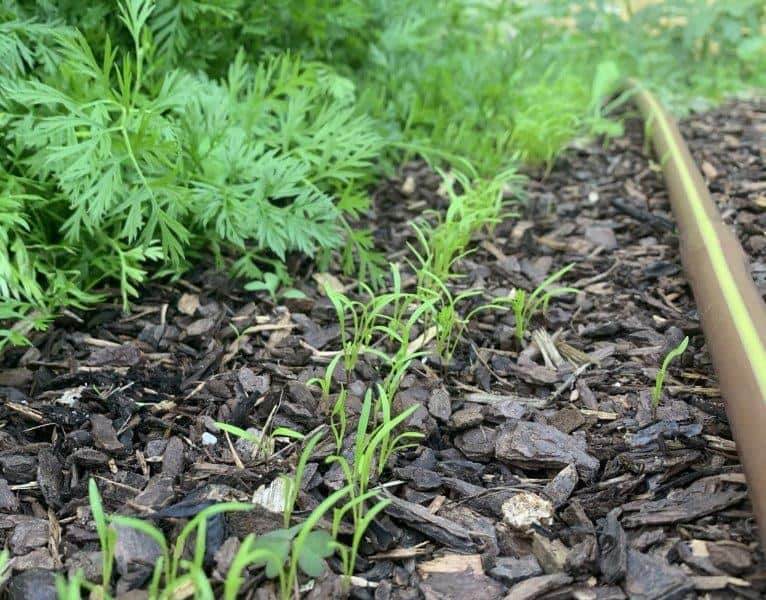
(0, 99), (764, 599)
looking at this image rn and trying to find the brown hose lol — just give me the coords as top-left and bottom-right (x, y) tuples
(631, 83), (766, 546)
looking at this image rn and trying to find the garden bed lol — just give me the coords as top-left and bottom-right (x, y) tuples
(0, 99), (764, 599)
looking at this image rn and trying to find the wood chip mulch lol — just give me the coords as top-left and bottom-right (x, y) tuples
(1, 99), (765, 599)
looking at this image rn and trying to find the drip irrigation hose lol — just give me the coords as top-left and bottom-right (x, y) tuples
(629, 81), (766, 546)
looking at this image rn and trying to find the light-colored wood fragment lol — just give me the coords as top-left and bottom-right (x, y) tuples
(419, 553), (483, 575)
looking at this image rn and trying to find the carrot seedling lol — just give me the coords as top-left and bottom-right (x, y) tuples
(652, 336), (690, 407)
(504, 264), (579, 343)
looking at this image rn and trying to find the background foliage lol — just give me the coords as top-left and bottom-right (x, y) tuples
(1, 0), (764, 346)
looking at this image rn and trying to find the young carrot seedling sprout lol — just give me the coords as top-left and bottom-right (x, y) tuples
(505, 263), (579, 343)
(652, 336), (689, 407)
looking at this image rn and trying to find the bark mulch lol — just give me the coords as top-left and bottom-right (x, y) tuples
(0, 99), (765, 599)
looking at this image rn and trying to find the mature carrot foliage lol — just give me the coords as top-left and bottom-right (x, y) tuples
(1, 0), (764, 347)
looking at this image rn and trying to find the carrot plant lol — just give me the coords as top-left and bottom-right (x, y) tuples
(228, 486), (350, 600)
(329, 387), (349, 453)
(409, 169), (519, 290)
(214, 422), (305, 461)
(3, 0), (764, 347)
(653, 336), (690, 407)
(61, 480), (253, 599)
(71, 476), (384, 600)
(506, 264), (579, 343)
(323, 280), (408, 376)
(325, 387), (422, 545)
(88, 479), (115, 598)
(0, 0), (383, 343)
(416, 270), (483, 365)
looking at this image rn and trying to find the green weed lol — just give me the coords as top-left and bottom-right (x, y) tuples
(653, 335), (690, 407)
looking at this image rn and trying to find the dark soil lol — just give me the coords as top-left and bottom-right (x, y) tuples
(1, 99), (765, 600)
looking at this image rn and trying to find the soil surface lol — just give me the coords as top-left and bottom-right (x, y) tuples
(1, 99), (765, 600)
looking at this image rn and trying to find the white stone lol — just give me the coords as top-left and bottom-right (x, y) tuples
(502, 492), (554, 531)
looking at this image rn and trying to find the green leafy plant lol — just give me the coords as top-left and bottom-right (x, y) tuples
(281, 429), (332, 529)
(326, 387), (422, 529)
(307, 353), (343, 403)
(653, 335), (690, 407)
(60, 479), (254, 599)
(330, 490), (390, 584)
(370, 298), (434, 402)
(409, 169), (518, 289)
(507, 264), (579, 343)
(0, 0), (383, 338)
(323, 270), (418, 379)
(88, 479), (116, 597)
(3, 0), (765, 348)
(0, 302), (49, 351)
(335, 186), (389, 289)
(324, 282), (385, 376)
(415, 270), (486, 365)
(329, 386), (349, 454)
(225, 485), (352, 600)
(316, 262), (432, 404)
(243, 273), (309, 304)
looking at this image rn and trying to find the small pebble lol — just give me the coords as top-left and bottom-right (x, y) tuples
(201, 432), (218, 446)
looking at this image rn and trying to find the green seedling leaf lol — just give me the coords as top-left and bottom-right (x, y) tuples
(245, 272), (281, 301)
(591, 60), (620, 103)
(297, 530), (334, 577)
(88, 478), (115, 592)
(285, 431), (325, 528)
(653, 336), (690, 407)
(181, 560), (216, 600)
(271, 427), (306, 441)
(285, 485), (351, 596)
(171, 502), (254, 581)
(506, 263), (579, 343)
(88, 479), (108, 544)
(0, 549), (10, 587)
(225, 536), (283, 600)
(281, 288), (308, 299)
(215, 422), (256, 442)
(109, 515), (170, 588)
(251, 529), (294, 578)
